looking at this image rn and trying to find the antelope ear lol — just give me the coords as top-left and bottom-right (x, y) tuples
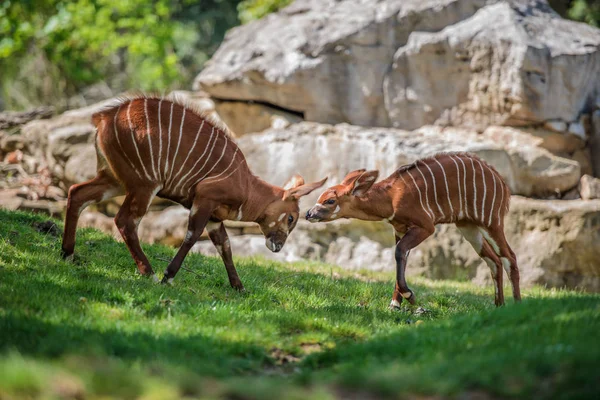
(283, 174), (305, 190)
(342, 170), (379, 196)
(283, 177), (328, 201)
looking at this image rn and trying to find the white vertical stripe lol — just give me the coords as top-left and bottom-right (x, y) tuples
(488, 169), (497, 226)
(497, 173), (504, 223)
(144, 99), (157, 180)
(127, 101), (152, 180)
(194, 133), (229, 184)
(199, 159), (245, 186)
(476, 159), (487, 224)
(448, 155), (463, 218)
(434, 158), (454, 218)
(165, 102), (174, 176)
(404, 170), (433, 220)
(457, 156), (471, 219)
(421, 160), (445, 219)
(167, 107), (186, 185)
(179, 126), (218, 193)
(469, 157), (478, 219)
(203, 147), (239, 183)
(171, 120), (204, 190)
(113, 104), (142, 179)
(157, 99), (163, 180)
(414, 165), (436, 221)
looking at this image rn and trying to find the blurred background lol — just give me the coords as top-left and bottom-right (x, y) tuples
(1, 0), (599, 292)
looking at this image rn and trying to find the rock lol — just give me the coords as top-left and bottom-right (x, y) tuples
(4, 150), (23, 164)
(568, 121), (586, 140)
(578, 175), (600, 200)
(238, 122), (581, 205)
(544, 120), (567, 133)
(591, 110), (600, 176)
(213, 100), (303, 135)
(571, 148), (593, 176)
(0, 133), (27, 153)
(0, 107), (54, 130)
(197, 0), (600, 131)
(63, 145), (97, 186)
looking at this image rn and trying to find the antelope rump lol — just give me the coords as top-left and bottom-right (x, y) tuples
(61, 95), (327, 290)
(306, 153), (521, 307)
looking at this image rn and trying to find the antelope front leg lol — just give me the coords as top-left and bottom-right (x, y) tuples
(207, 222), (244, 291)
(161, 198), (215, 284)
(389, 226), (433, 309)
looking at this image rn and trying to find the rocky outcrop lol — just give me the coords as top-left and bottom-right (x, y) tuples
(238, 122), (581, 202)
(196, 0), (600, 132)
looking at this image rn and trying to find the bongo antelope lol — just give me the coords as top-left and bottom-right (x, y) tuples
(306, 152), (520, 307)
(61, 95), (327, 290)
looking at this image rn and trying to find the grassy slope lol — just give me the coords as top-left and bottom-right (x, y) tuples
(0, 209), (598, 399)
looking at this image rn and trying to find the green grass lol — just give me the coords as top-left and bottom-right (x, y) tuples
(0, 209), (598, 399)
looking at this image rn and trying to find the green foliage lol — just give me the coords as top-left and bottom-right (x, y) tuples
(238, 0), (292, 24)
(0, 0), (244, 110)
(1, 209), (599, 398)
(568, 0), (600, 27)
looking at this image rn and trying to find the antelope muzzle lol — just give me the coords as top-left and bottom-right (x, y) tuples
(305, 205), (328, 222)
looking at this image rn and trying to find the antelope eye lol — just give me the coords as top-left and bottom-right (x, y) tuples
(325, 199), (336, 205)
(288, 215), (294, 224)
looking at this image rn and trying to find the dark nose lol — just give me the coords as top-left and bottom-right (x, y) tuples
(274, 243), (282, 252)
(305, 210), (312, 220)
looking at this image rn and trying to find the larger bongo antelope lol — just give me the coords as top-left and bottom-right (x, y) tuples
(61, 95), (327, 289)
(306, 152), (520, 307)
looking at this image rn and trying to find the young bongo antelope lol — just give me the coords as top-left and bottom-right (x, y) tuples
(61, 95), (327, 289)
(306, 152), (520, 307)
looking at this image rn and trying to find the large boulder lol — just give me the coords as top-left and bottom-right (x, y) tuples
(238, 122), (581, 204)
(196, 0), (600, 132)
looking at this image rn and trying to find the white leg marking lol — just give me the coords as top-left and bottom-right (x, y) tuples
(179, 127), (219, 192)
(458, 225), (483, 253)
(501, 257), (511, 276)
(476, 159), (487, 224)
(483, 257), (497, 275)
(448, 155), (463, 219)
(457, 156), (471, 219)
(489, 168), (497, 226)
(167, 107), (186, 185)
(468, 157), (478, 220)
(215, 245), (224, 256)
(167, 277), (174, 285)
(434, 158), (453, 217)
(114, 104), (142, 179)
(144, 98), (157, 180)
(403, 171), (433, 220)
(127, 101), (152, 181)
(77, 200), (94, 216)
(389, 299), (401, 309)
(414, 165), (436, 221)
(479, 227), (501, 255)
(401, 291), (413, 299)
(152, 274), (160, 283)
(157, 99), (163, 180)
(422, 160), (445, 219)
(171, 120), (204, 191)
(165, 102), (174, 177)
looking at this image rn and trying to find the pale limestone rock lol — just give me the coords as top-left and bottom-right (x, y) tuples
(578, 174), (600, 200)
(197, 0), (600, 132)
(239, 122), (581, 206)
(213, 100), (302, 135)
